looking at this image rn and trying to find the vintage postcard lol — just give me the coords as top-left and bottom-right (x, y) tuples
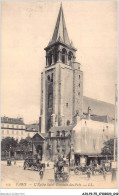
(1, 1), (118, 189)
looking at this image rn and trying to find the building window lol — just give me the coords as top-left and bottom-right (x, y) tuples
(57, 149), (60, 153)
(21, 126), (23, 129)
(66, 103), (68, 108)
(79, 75), (80, 79)
(57, 131), (60, 137)
(62, 130), (65, 137)
(49, 132), (51, 137)
(2, 130), (4, 134)
(48, 52), (52, 65)
(48, 93), (53, 108)
(12, 125), (14, 128)
(51, 73), (53, 82)
(21, 131), (23, 135)
(62, 149), (65, 153)
(78, 92), (80, 96)
(7, 125), (9, 128)
(79, 84), (80, 87)
(67, 120), (70, 126)
(2, 124), (4, 127)
(62, 48), (67, 64)
(7, 130), (9, 134)
(54, 47), (58, 63)
(28, 133), (30, 137)
(12, 130), (14, 134)
(68, 51), (73, 61)
(47, 75), (50, 81)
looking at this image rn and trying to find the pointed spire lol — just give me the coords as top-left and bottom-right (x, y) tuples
(49, 3), (71, 47)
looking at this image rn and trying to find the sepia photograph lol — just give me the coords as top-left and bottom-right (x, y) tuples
(1, 1), (118, 190)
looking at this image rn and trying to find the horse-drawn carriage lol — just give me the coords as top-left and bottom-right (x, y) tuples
(74, 165), (88, 175)
(54, 157), (69, 182)
(24, 157), (45, 171)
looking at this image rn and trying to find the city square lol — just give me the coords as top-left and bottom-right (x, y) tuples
(1, 161), (116, 189)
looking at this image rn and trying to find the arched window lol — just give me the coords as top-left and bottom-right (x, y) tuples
(48, 93), (53, 108)
(48, 52), (52, 65)
(62, 130), (65, 137)
(47, 75), (50, 81)
(68, 51), (73, 61)
(67, 120), (70, 126)
(57, 131), (60, 137)
(54, 47), (58, 63)
(62, 48), (67, 64)
(51, 73), (53, 82)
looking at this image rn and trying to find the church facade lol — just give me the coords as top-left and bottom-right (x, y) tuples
(32, 4), (115, 162)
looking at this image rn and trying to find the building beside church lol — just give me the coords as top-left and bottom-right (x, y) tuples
(1, 116), (26, 141)
(32, 4), (115, 162)
(1, 116), (38, 141)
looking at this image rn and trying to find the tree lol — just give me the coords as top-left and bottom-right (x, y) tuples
(1, 137), (18, 156)
(18, 136), (32, 153)
(101, 138), (117, 157)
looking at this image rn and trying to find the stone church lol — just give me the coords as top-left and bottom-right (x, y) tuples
(32, 4), (115, 162)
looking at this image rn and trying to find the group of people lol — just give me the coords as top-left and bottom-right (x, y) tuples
(86, 160), (111, 180)
(74, 159), (111, 180)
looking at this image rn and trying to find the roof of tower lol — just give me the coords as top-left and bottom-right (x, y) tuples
(45, 4), (76, 50)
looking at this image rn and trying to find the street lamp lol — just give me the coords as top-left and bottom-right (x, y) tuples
(9, 145), (12, 158)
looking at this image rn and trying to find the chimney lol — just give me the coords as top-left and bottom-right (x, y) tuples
(88, 106), (91, 120)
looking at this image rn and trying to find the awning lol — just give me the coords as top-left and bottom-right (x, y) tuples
(74, 153), (113, 158)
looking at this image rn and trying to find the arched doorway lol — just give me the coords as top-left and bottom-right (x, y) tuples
(36, 145), (42, 160)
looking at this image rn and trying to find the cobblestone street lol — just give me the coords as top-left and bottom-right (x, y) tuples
(1, 163), (117, 189)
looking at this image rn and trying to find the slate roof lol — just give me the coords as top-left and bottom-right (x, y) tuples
(1, 116), (24, 125)
(49, 125), (74, 137)
(32, 132), (45, 140)
(46, 4), (75, 50)
(90, 115), (114, 123)
(26, 123), (39, 132)
(83, 96), (115, 118)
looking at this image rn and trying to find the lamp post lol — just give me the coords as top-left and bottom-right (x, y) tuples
(9, 145), (12, 158)
(111, 84), (117, 182)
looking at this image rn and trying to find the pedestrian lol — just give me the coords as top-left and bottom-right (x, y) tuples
(39, 164), (44, 180)
(14, 159), (16, 165)
(102, 167), (106, 181)
(111, 169), (116, 182)
(87, 167), (91, 180)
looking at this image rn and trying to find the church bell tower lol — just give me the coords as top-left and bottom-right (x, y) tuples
(40, 4), (83, 133)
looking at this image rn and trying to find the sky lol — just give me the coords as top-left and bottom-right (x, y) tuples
(1, 1), (117, 124)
